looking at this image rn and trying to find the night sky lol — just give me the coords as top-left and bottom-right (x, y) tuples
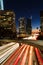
(4, 0), (43, 29)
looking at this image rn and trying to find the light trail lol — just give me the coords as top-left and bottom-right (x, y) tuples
(23, 33), (39, 40)
(1, 33), (42, 65)
(0, 43), (19, 64)
(12, 45), (27, 65)
(28, 46), (34, 65)
(0, 44), (16, 55)
(0, 42), (17, 55)
(20, 45), (30, 65)
(3, 44), (25, 65)
(35, 48), (43, 65)
(0, 42), (16, 50)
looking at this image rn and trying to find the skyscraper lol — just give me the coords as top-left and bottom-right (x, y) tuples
(40, 11), (43, 35)
(18, 17), (26, 37)
(26, 18), (32, 35)
(18, 17), (32, 37)
(0, 0), (4, 10)
(0, 10), (16, 39)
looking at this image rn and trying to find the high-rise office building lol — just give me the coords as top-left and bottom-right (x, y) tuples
(40, 11), (43, 35)
(26, 18), (32, 35)
(18, 17), (26, 37)
(0, 10), (16, 39)
(18, 17), (32, 37)
(0, 0), (4, 10)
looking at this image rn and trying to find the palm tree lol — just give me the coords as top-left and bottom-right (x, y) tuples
(36, 27), (38, 30)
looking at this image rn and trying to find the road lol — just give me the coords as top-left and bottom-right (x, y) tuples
(0, 34), (43, 65)
(0, 42), (19, 64)
(0, 39), (43, 51)
(17, 39), (43, 51)
(0, 44), (39, 65)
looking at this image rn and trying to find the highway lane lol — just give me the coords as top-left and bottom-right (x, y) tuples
(0, 43), (19, 64)
(20, 45), (30, 65)
(35, 48), (43, 65)
(0, 42), (16, 50)
(0, 39), (43, 50)
(12, 45), (27, 65)
(3, 44), (25, 65)
(28, 46), (34, 65)
(18, 39), (43, 51)
(0, 42), (17, 55)
(0, 44), (17, 56)
(1, 44), (39, 65)
(0, 35), (43, 65)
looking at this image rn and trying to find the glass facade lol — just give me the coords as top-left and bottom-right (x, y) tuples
(0, 0), (4, 10)
(19, 17), (26, 34)
(0, 10), (16, 39)
(26, 18), (32, 34)
(40, 11), (43, 32)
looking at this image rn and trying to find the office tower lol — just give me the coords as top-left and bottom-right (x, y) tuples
(0, 0), (4, 10)
(40, 11), (43, 35)
(18, 17), (26, 37)
(0, 10), (16, 39)
(26, 18), (32, 35)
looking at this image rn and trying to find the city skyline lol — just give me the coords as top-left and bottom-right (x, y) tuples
(4, 0), (43, 29)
